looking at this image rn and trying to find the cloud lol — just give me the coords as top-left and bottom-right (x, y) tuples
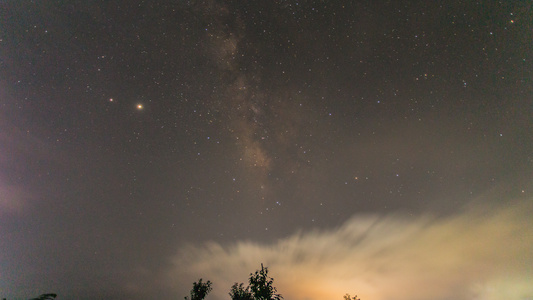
(164, 201), (533, 300)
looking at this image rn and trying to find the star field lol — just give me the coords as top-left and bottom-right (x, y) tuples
(1, 1), (532, 299)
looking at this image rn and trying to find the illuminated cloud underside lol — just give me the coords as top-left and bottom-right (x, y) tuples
(167, 201), (533, 300)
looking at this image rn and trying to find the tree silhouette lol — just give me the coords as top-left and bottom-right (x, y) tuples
(29, 294), (57, 300)
(229, 282), (253, 300)
(185, 278), (212, 300)
(248, 264), (283, 300)
(343, 293), (361, 300)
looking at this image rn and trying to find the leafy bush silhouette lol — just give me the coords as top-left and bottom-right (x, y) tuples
(185, 278), (213, 300)
(191, 264), (368, 300)
(229, 282), (253, 300)
(29, 294), (57, 300)
(248, 264), (283, 300)
(343, 293), (361, 300)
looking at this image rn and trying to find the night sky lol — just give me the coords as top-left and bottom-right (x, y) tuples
(1, 1), (532, 299)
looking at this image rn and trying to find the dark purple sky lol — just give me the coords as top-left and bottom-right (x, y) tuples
(1, 1), (532, 299)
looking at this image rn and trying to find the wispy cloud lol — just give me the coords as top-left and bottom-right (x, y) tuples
(165, 201), (533, 300)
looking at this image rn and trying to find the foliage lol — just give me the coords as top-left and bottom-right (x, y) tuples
(185, 266), (363, 300)
(185, 278), (213, 300)
(248, 264), (283, 300)
(186, 264), (284, 300)
(343, 293), (360, 300)
(229, 282), (253, 300)
(29, 294), (57, 300)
